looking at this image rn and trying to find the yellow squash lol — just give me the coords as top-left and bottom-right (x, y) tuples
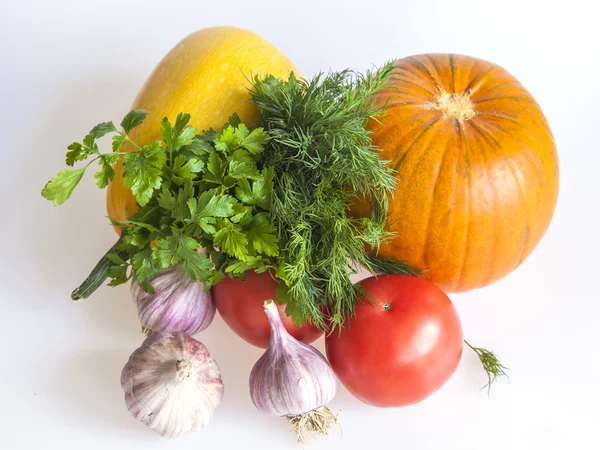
(107, 26), (297, 225)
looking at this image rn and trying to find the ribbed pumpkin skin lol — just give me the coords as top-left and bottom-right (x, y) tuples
(106, 27), (296, 224)
(352, 54), (559, 292)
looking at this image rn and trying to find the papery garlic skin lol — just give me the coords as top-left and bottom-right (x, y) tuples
(131, 266), (215, 334)
(121, 332), (224, 437)
(249, 300), (336, 417)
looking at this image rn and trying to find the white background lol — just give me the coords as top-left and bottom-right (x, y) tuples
(2, 0), (599, 449)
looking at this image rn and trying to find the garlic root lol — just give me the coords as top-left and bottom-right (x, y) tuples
(288, 406), (341, 444)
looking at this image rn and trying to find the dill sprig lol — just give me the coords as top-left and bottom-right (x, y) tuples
(465, 340), (510, 394)
(250, 63), (418, 329)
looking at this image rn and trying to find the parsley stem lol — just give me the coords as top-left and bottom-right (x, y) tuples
(124, 134), (143, 151)
(84, 156), (101, 169)
(71, 234), (127, 301)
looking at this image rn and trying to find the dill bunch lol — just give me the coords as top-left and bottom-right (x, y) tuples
(250, 63), (419, 329)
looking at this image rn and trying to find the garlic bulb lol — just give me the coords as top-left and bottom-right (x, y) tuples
(131, 266), (215, 335)
(121, 332), (224, 437)
(249, 300), (338, 442)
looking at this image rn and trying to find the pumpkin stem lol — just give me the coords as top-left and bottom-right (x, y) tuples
(71, 234), (126, 301)
(434, 90), (477, 122)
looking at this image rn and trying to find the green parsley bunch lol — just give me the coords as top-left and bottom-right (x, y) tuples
(43, 111), (278, 296)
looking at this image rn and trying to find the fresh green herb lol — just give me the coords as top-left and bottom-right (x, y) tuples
(465, 340), (510, 394)
(42, 110), (153, 206)
(250, 64), (419, 329)
(43, 111), (277, 298)
(43, 64), (420, 328)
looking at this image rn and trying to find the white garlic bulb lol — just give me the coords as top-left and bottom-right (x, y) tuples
(131, 266), (215, 335)
(121, 332), (224, 437)
(250, 300), (338, 442)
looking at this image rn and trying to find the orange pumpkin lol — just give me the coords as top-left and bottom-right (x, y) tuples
(351, 54), (559, 292)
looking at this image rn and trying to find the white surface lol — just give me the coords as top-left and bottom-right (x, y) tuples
(2, 0), (599, 449)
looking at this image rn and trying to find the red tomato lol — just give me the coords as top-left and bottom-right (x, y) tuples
(212, 271), (323, 348)
(325, 275), (463, 407)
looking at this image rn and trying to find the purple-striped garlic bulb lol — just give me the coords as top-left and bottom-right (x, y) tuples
(249, 300), (338, 443)
(121, 332), (224, 437)
(131, 266), (215, 335)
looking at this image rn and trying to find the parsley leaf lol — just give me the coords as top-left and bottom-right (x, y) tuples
(224, 113), (241, 128)
(234, 123), (250, 140)
(107, 264), (129, 287)
(235, 177), (253, 204)
(240, 127), (269, 155)
(112, 134), (127, 152)
(94, 158), (116, 188)
(161, 113), (196, 151)
(204, 152), (227, 185)
(129, 248), (158, 292)
(121, 110), (149, 134)
(225, 255), (270, 274)
(124, 226), (151, 248)
(253, 166), (274, 208)
(172, 179), (194, 220)
(214, 125), (239, 153)
(181, 248), (212, 281)
(122, 141), (166, 206)
(158, 188), (176, 211)
(235, 166), (274, 208)
(181, 138), (214, 157)
(159, 117), (173, 148)
(187, 189), (235, 234)
(82, 133), (98, 153)
(65, 142), (88, 166)
(107, 253), (127, 265)
(230, 203), (249, 223)
(152, 230), (212, 281)
(214, 222), (248, 261)
(172, 155), (204, 183)
(153, 233), (184, 268)
(229, 159), (260, 179)
(89, 122), (117, 139)
(42, 168), (85, 205)
(175, 126), (197, 149)
(246, 212), (279, 256)
(172, 113), (191, 139)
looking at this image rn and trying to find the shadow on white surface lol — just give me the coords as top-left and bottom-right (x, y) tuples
(51, 348), (155, 438)
(81, 286), (142, 339)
